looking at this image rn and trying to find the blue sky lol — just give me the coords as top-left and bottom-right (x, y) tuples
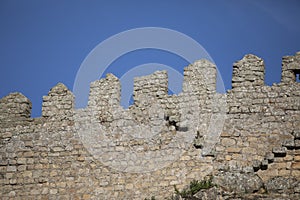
(1, 0), (300, 117)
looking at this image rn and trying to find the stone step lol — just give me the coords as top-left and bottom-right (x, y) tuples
(253, 160), (261, 172)
(265, 152), (274, 163)
(293, 130), (300, 139)
(272, 147), (287, 157)
(282, 139), (295, 149)
(253, 159), (269, 172)
(282, 139), (300, 149)
(261, 159), (268, 170)
(295, 139), (300, 149)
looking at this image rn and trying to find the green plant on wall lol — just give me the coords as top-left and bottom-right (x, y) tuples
(174, 177), (215, 198)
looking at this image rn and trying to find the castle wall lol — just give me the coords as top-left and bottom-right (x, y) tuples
(133, 70), (168, 108)
(0, 52), (300, 199)
(281, 52), (300, 83)
(0, 93), (32, 127)
(232, 54), (265, 88)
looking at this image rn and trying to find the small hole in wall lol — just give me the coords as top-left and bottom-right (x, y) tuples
(294, 69), (300, 83)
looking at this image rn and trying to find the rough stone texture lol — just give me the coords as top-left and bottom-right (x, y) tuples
(0, 93), (32, 127)
(281, 52), (300, 83)
(0, 52), (300, 199)
(213, 172), (264, 194)
(42, 82), (74, 120)
(265, 177), (298, 194)
(193, 186), (222, 200)
(232, 54), (265, 88)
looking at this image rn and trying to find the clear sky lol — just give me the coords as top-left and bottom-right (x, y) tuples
(1, 0), (300, 117)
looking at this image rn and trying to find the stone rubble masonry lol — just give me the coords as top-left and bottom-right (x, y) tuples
(0, 52), (300, 199)
(232, 54), (265, 88)
(42, 82), (74, 121)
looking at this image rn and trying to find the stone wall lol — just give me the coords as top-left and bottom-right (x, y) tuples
(0, 52), (299, 199)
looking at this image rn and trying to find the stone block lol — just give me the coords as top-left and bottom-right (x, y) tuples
(284, 155), (293, 161)
(30, 189), (40, 195)
(170, 180), (180, 185)
(293, 131), (300, 139)
(270, 162), (287, 169)
(295, 155), (300, 161)
(282, 139), (295, 148)
(226, 147), (241, 153)
(9, 179), (17, 185)
(261, 159), (268, 170)
(23, 151), (35, 158)
(292, 170), (300, 177)
(225, 155), (231, 161)
(17, 158), (26, 165)
(7, 166), (16, 172)
(295, 140), (300, 148)
(22, 171), (32, 178)
(82, 194), (91, 200)
(253, 160), (261, 171)
(49, 189), (58, 195)
(278, 169), (291, 176)
(272, 147), (287, 157)
(221, 138), (236, 147)
(265, 152), (274, 163)
(291, 162), (300, 169)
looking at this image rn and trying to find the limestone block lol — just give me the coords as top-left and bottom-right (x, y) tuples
(221, 138), (236, 147)
(292, 162), (300, 169)
(272, 147), (287, 157)
(265, 177), (298, 194)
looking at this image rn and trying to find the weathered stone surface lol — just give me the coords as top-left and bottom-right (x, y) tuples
(0, 92), (32, 127)
(213, 172), (264, 194)
(42, 82), (74, 120)
(0, 52), (300, 199)
(292, 162), (300, 169)
(272, 147), (287, 157)
(265, 177), (298, 194)
(221, 138), (236, 147)
(193, 186), (221, 200)
(293, 131), (300, 139)
(253, 160), (262, 171)
(295, 140), (300, 148)
(283, 139), (295, 148)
